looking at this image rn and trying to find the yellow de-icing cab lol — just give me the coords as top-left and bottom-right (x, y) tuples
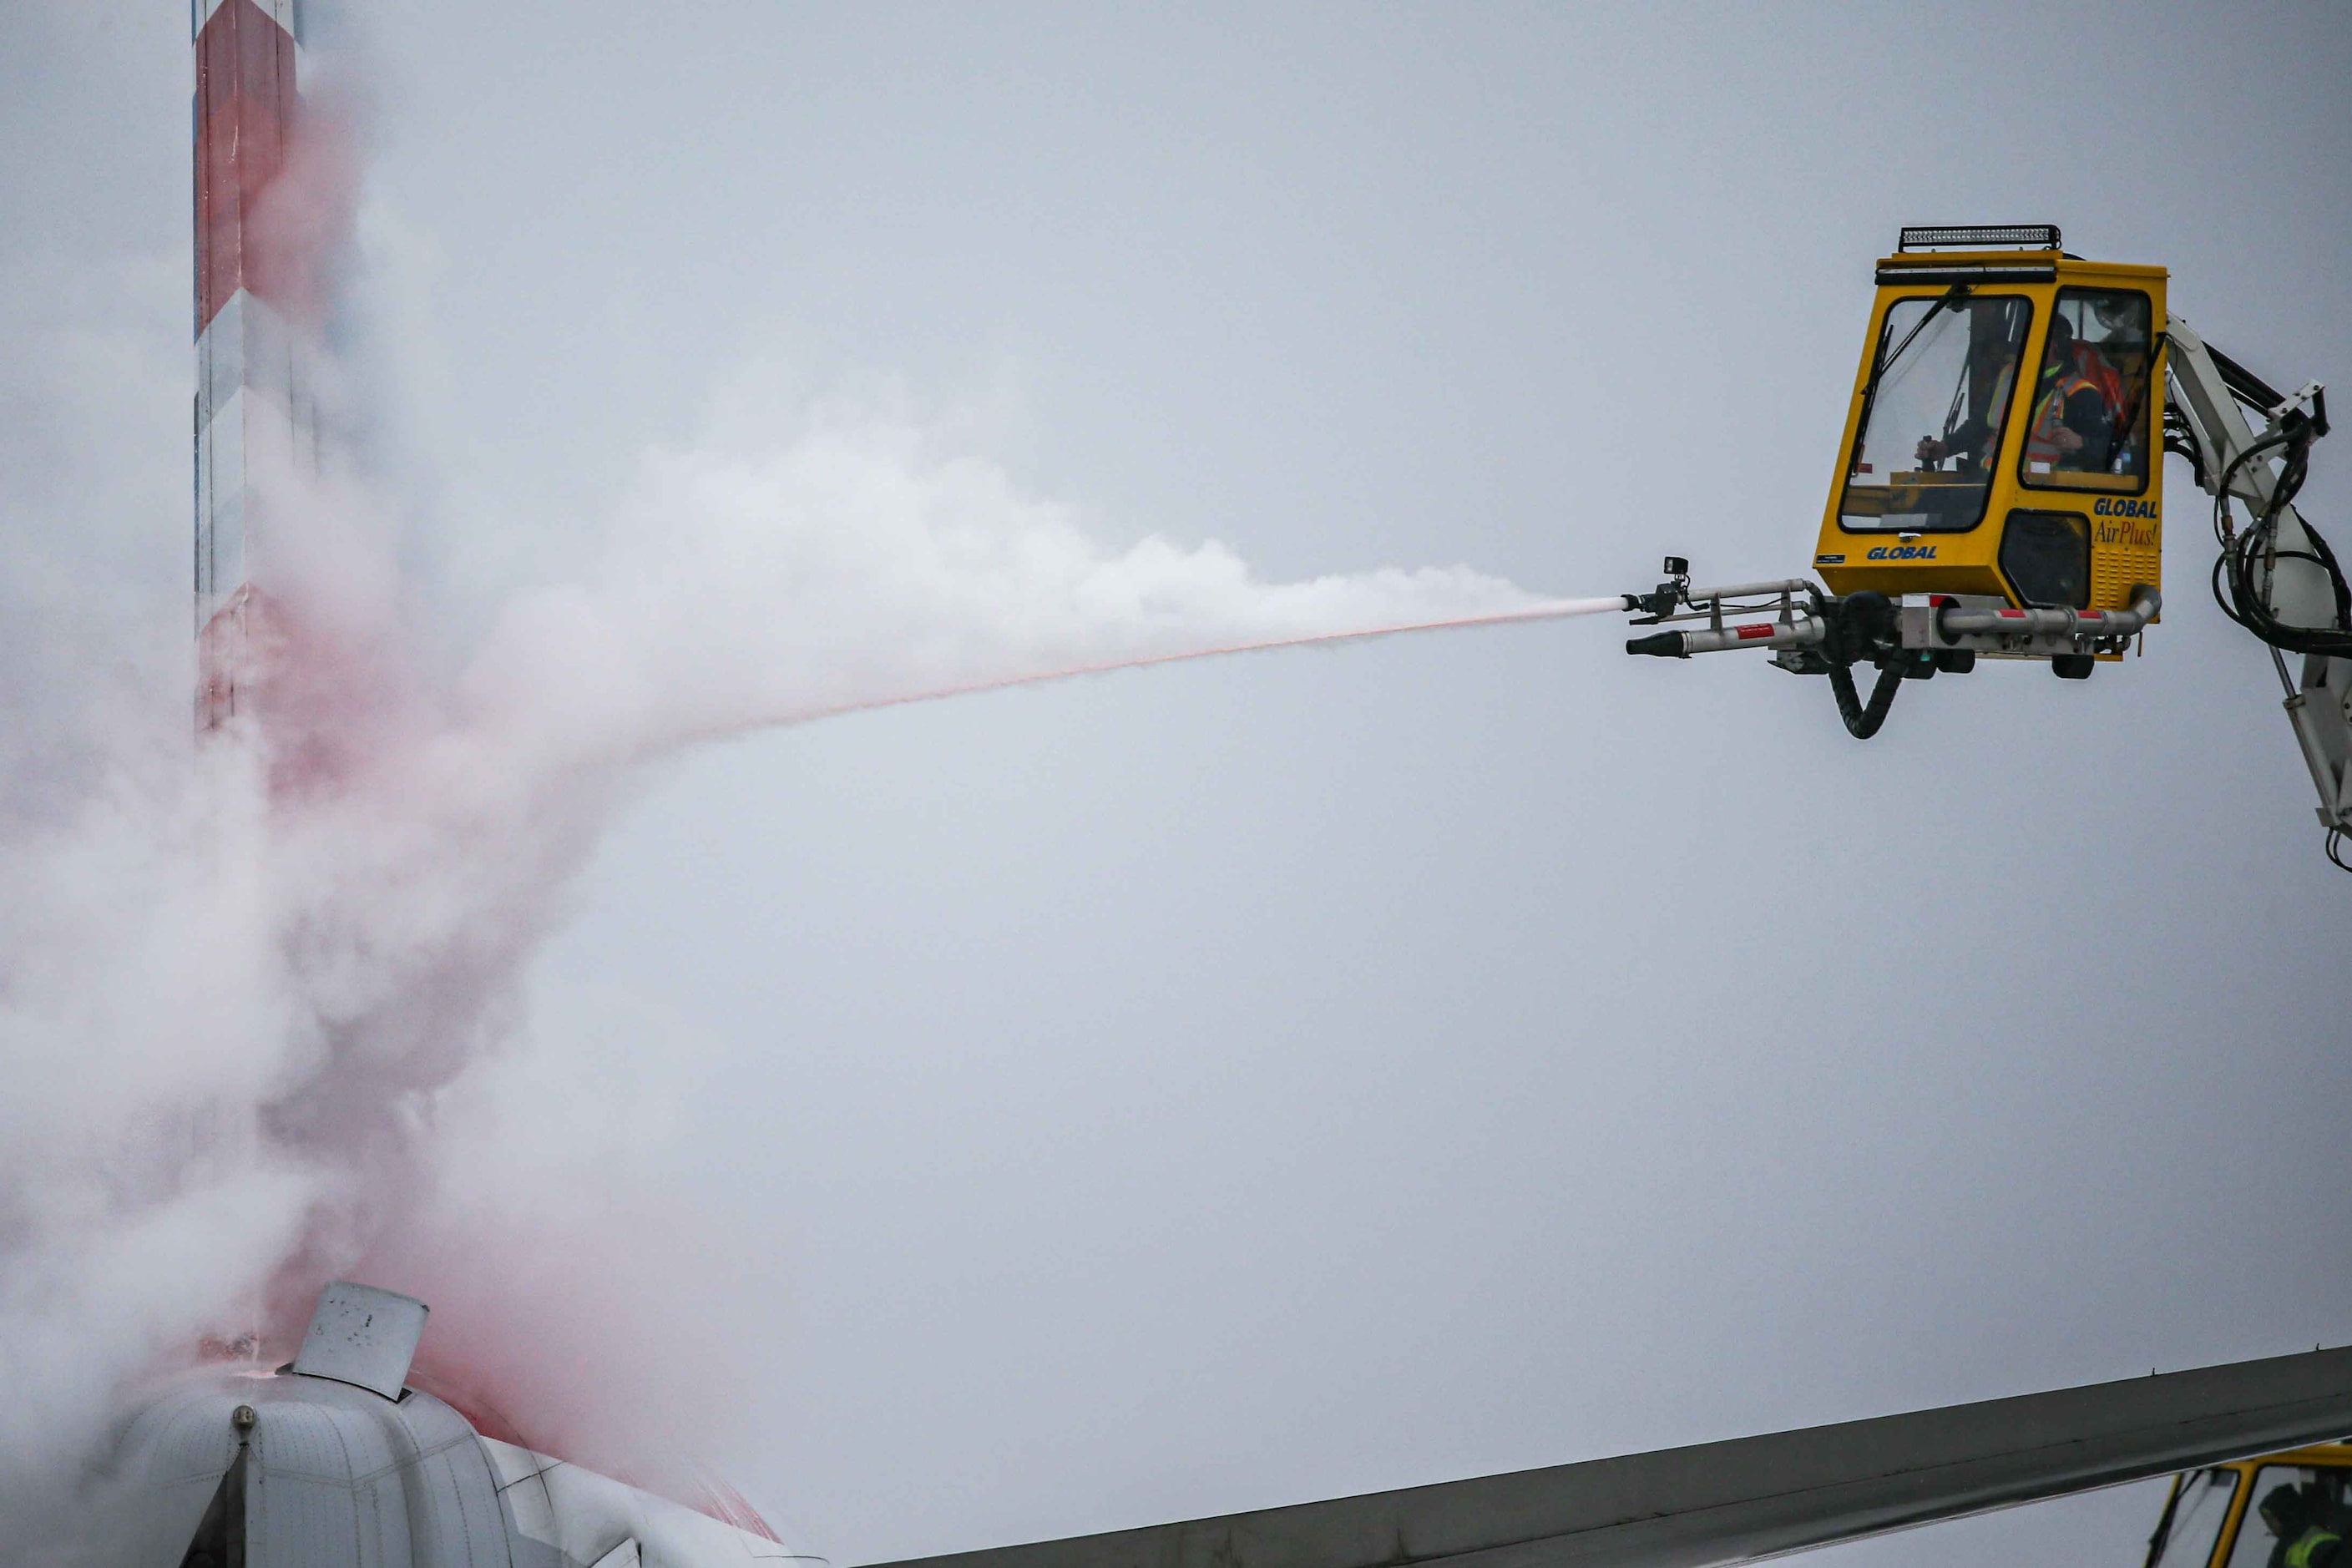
(1623, 221), (2345, 848)
(1815, 227), (2168, 628)
(1624, 225), (2190, 737)
(2146, 1447), (2352, 1568)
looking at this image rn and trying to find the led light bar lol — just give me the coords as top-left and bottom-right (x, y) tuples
(1896, 224), (2062, 253)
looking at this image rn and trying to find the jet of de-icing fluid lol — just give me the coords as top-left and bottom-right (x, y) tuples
(0, 404), (1625, 1531)
(674, 595), (1629, 743)
(453, 416), (1617, 774)
(0, 23), (1625, 1534)
(4, 358), (1626, 1530)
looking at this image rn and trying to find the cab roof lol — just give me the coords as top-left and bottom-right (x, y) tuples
(1875, 222), (2164, 285)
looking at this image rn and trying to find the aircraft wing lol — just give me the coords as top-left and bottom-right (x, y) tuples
(865, 1346), (2352, 1568)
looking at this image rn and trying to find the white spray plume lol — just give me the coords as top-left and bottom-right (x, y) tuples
(0, 97), (1613, 1540)
(461, 400), (1604, 771)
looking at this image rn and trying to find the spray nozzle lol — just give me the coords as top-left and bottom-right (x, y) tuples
(1625, 556), (1692, 622)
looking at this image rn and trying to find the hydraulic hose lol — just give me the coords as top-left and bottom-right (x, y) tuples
(1826, 659), (1905, 740)
(2210, 425), (2352, 657)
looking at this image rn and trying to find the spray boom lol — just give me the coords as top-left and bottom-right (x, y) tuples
(1618, 554), (2158, 739)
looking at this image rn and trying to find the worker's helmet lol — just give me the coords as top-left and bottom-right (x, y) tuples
(2263, 1484), (2308, 1531)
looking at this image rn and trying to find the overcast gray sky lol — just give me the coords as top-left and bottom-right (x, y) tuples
(5, 3), (2351, 1566)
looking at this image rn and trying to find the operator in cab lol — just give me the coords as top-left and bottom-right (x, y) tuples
(2023, 315), (2122, 472)
(2259, 1484), (2344, 1568)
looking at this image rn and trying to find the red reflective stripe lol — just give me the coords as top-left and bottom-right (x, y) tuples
(1736, 624), (1778, 640)
(194, 0), (300, 332)
(1998, 609), (2027, 618)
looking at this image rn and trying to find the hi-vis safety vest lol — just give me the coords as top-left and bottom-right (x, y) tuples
(2025, 364), (2103, 468)
(2287, 1526), (2342, 1568)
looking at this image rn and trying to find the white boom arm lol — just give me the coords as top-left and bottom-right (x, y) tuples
(2164, 314), (2351, 861)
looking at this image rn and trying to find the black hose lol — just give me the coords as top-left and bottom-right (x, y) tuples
(2209, 422), (2352, 657)
(2163, 404), (2208, 490)
(1827, 659), (1905, 739)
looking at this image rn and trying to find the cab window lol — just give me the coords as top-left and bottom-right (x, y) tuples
(1999, 509), (2091, 608)
(2222, 1466), (2352, 1568)
(2017, 287), (2155, 490)
(1840, 293), (2031, 533)
(2147, 1470), (2238, 1568)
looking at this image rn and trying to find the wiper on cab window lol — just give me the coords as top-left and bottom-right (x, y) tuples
(1859, 281), (1974, 409)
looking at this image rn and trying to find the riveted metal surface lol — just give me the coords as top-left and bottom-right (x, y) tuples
(105, 1368), (799, 1565)
(108, 1370), (510, 1566)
